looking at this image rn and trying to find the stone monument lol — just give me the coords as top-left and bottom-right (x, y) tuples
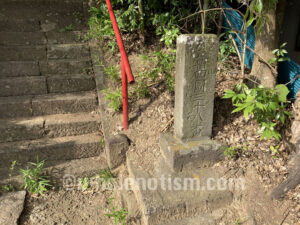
(160, 34), (224, 172)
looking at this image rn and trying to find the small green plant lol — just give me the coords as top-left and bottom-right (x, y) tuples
(20, 158), (51, 195)
(103, 65), (121, 83)
(100, 138), (105, 148)
(79, 176), (91, 191)
(103, 88), (122, 112)
(61, 24), (74, 32)
(234, 219), (241, 225)
(223, 83), (291, 141)
(269, 42), (290, 65)
(270, 144), (280, 158)
(97, 168), (115, 185)
(224, 146), (238, 158)
(105, 198), (128, 225)
(218, 37), (237, 63)
(1, 160), (17, 192)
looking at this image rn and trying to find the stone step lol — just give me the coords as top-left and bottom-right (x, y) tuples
(0, 61), (40, 77)
(0, 155), (107, 187)
(0, 19), (40, 32)
(0, 91), (98, 119)
(0, 75), (95, 97)
(47, 43), (90, 60)
(0, 113), (101, 143)
(46, 31), (86, 44)
(126, 154), (233, 225)
(0, 133), (104, 168)
(40, 59), (91, 75)
(0, 32), (47, 46)
(47, 74), (96, 94)
(0, 46), (46, 61)
(0, 76), (47, 97)
(157, 213), (217, 225)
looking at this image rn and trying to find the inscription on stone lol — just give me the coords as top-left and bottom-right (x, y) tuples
(174, 34), (219, 141)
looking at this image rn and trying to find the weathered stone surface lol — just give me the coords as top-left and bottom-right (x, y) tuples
(158, 214), (216, 225)
(47, 44), (90, 59)
(39, 59), (91, 74)
(0, 96), (32, 118)
(0, 133), (103, 168)
(44, 113), (101, 138)
(0, 19), (40, 32)
(0, 32), (46, 45)
(0, 46), (46, 61)
(106, 134), (130, 169)
(47, 74), (95, 93)
(0, 76), (47, 97)
(0, 117), (44, 143)
(0, 191), (26, 225)
(127, 155), (233, 225)
(32, 92), (98, 116)
(0, 61), (40, 77)
(46, 31), (86, 44)
(160, 133), (224, 172)
(174, 34), (218, 141)
(0, 113), (101, 143)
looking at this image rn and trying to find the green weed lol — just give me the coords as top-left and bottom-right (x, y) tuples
(79, 176), (91, 191)
(224, 146), (238, 158)
(105, 198), (128, 225)
(103, 88), (122, 112)
(97, 168), (115, 185)
(1, 160), (17, 192)
(20, 158), (51, 195)
(61, 24), (74, 32)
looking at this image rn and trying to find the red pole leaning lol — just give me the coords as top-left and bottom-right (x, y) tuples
(105, 0), (135, 84)
(121, 60), (128, 130)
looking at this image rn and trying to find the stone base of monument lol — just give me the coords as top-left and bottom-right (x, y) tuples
(126, 154), (233, 225)
(159, 133), (225, 172)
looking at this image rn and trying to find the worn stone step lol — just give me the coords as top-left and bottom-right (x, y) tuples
(0, 32), (46, 46)
(0, 113), (101, 143)
(0, 19), (40, 32)
(47, 43), (90, 60)
(46, 31), (86, 44)
(40, 59), (91, 75)
(0, 76), (47, 97)
(0, 133), (104, 168)
(31, 91), (98, 116)
(0, 91), (98, 119)
(0, 155), (107, 188)
(0, 61), (40, 77)
(47, 74), (96, 93)
(127, 154), (233, 225)
(0, 46), (46, 61)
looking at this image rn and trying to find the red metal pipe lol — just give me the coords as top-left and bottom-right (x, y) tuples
(121, 60), (128, 130)
(105, 0), (135, 84)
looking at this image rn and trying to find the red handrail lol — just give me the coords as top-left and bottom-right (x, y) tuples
(105, 0), (135, 130)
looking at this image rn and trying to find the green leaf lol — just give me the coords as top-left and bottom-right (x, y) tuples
(275, 84), (289, 102)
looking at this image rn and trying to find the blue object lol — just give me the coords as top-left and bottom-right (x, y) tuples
(278, 56), (300, 99)
(222, 2), (255, 69)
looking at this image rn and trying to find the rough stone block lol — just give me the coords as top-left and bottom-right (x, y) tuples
(0, 61), (40, 77)
(47, 44), (90, 60)
(0, 19), (40, 32)
(0, 46), (46, 61)
(31, 92), (97, 116)
(160, 133), (224, 172)
(0, 76), (47, 97)
(0, 96), (32, 119)
(0, 191), (26, 225)
(174, 34), (219, 141)
(46, 31), (85, 44)
(47, 75), (95, 93)
(106, 134), (130, 169)
(0, 32), (46, 45)
(39, 59), (91, 74)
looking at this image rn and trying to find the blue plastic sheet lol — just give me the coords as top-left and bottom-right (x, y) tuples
(222, 2), (255, 69)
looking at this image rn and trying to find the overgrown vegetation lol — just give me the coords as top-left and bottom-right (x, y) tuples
(97, 168), (115, 185)
(20, 158), (51, 195)
(223, 83), (291, 141)
(79, 176), (91, 191)
(105, 198), (128, 225)
(1, 160), (17, 192)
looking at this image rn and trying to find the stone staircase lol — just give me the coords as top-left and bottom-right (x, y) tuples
(0, 0), (106, 182)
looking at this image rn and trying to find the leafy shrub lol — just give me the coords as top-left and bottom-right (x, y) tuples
(223, 83), (291, 140)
